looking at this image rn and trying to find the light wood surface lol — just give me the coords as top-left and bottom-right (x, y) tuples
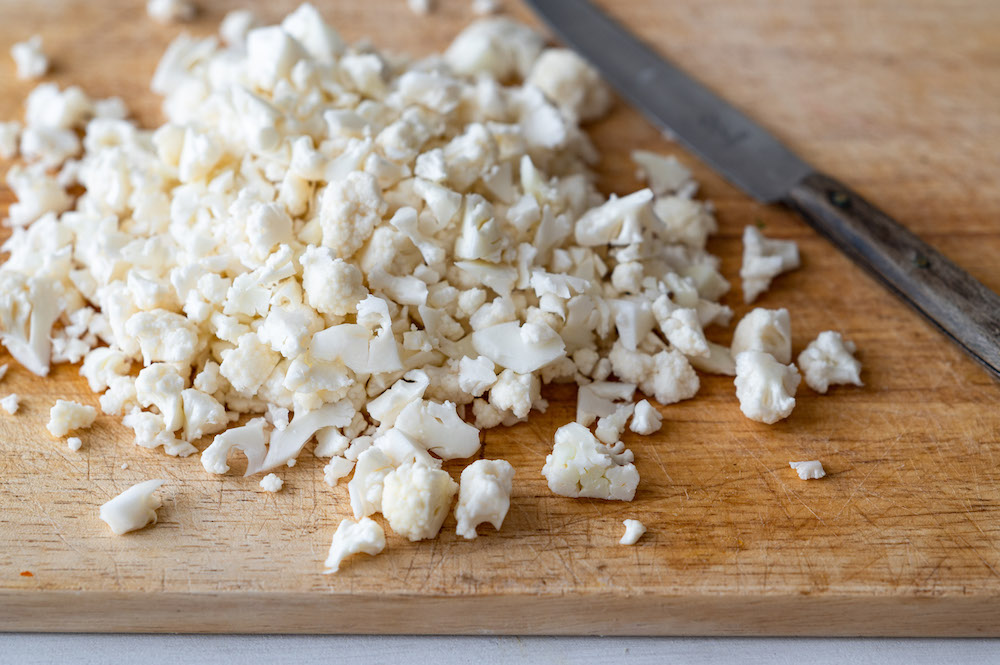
(2, 0), (1000, 636)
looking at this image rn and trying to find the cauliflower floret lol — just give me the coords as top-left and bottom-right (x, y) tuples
(124, 309), (202, 365)
(620, 518), (647, 545)
(631, 151), (693, 197)
(652, 197), (717, 249)
(134, 363), (186, 432)
(381, 462), (459, 541)
(542, 422), (639, 501)
(444, 17), (544, 80)
(394, 399), (481, 459)
(526, 48), (612, 123)
(471, 397), (504, 429)
(11, 35), (49, 80)
(201, 418), (268, 475)
(323, 456), (355, 486)
(594, 402), (635, 445)
(259, 473), (284, 492)
(608, 342), (699, 406)
(80, 347), (132, 393)
(323, 517), (385, 574)
(458, 355), (497, 397)
(629, 399), (662, 435)
(0, 271), (61, 376)
(574, 189), (653, 247)
(454, 459), (515, 540)
(740, 225), (800, 303)
(98, 479), (165, 535)
(299, 246), (369, 316)
(319, 171), (387, 259)
(656, 307), (709, 358)
(688, 341), (737, 376)
(734, 350), (801, 424)
(1, 394), (20, 415)
(797, 331), (863, 393)
(181, 388), (227, 440)
(789, 460), (826, 480)
(489, 369), (540, 419)
(220, 332), (281, 396)
(348, 446), (395, 519)
(731, 307), (792, 364)
(46, 399), (97, 437)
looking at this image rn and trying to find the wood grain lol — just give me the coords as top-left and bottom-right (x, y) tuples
(2, 0), (1000, 635)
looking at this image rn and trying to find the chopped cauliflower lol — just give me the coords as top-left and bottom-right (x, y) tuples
(789, 460), (826, 480)
(146, 0), (196, 23)
(11, 35), (49, 80)
(734, 351), (801, 424)
(629, 399), (662, 435)
(741, 225), (800, 303)
(454, 459), (514, 540)
(526, 48), (613, 123)
(620, 519), (646, 545)
(259, 473), (284, 492)
(67, 436), (82, 451)
(323, 517), (385, 573)
(542, 423), (639, 501)
(797, 331), (863, 393)
(1, 394), (20, 415)
(731, 308), (793, 364)
(99, 479), (165, 535)
(47, 400), (97, 437)
(381, 462), (458, 541)
(632, 151), (693, 197)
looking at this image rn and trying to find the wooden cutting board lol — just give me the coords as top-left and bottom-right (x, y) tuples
(2, 0), (1000, 636)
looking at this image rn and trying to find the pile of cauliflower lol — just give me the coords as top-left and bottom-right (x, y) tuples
(0, 5), (862, 569)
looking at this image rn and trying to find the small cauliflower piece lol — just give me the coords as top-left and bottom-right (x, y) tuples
(201, 418), (268, 475)
(455, 459), (515, 540)
(594, 403), (635, 445)
(11, 35), (49, 80)
(323, 456), (355, 486)
(299, 246), (369, 317)
(348, 446), (395, 519)
(181, 388), (227, 441)
(98, 479), (165, 535)
(687, 342), (737, 377)
(124, 309), (202, 365)
(319, 171), (387, 259)
(67, 436), (82, 451)
(394, 399), (481, 460)
(323, 517), (385, 574)
(381, 462), (459, 541)
(574, 189), (653, 247)
(789, 460), (826, 480)
(1, 394), (20, 415)
(608, 342), (700, 406)
(259, 473), (284, 492)
(220, 333), (281, 396)
(444, 17), (544, 80)
(740, 225), (800, 303)
(489, 369), (540, 419)
(146, 0), (196, 23)
(542, 422), (639, 501)
(47, 399), (97, 437)
(734, 351), (801, 424)
(134, 364), (186, 433)
(797, 331), (863, 393)
(0, 271), (61, 377)
(620, 519), (647, 545)
(629, 400), (662, 435)
(526, 48), (612, 123)
(731, 308), (793, 364)
(458, 355), (497, 397)
(631, 151), (693, 196)
(471, 321), (566, 375)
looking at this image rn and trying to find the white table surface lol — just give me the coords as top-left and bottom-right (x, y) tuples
(4, 635), (1000, 664)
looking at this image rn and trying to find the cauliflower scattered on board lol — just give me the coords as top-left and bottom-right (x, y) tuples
(731, 308), (793, 364)
(734, 351), (801, 424)
(542, 423), (639, 501)
(1, 394), (19, 415)
(99, 479), (166, 535)
(47, 400), (97, 438)
(797, 331), (863, 393)
(454, 459), (515, 540)
(323, 517), (386, 573)
(620, 519), (647, 545)
(381, 463), (459, 541)
(629, 400), (662, 435)
(740, 225), (800, 303)
(789, 460), (826, 480)
(67, 436), (82, 451)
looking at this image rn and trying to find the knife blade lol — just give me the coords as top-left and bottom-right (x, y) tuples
(525, 0), (1000, 381)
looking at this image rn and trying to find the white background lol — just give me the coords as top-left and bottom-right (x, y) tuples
(4, 635), (1000, 664)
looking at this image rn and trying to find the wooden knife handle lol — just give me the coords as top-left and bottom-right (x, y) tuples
(785, 172), (1000, 381)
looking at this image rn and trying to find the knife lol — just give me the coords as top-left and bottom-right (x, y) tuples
(525, 0), (1000, 381)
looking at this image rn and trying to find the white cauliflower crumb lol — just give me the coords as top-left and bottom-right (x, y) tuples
(789, 460), (826, 480)
(1, 394), (19, 415)
(47, 399), (97, 437)
(734, 350), (801, 424)
(99, 479), (165, 535)
(731, 308), (793, 364)
(542, 422), (639, 501)
(67, 436), (82, 451)
(407, 0), (433, 14)
(323, 517), (385, 574)
(797, 331), (863, 393)
(455, 459), (514, 540)
(11, 35), (49, 80)
(629, 400), (662, 435)
(741, 225), (800, 303)
(381, 462), (458, 541)
(620, 518), (646, 545)
(146, 0), (196, 24)
(259, 473), (284, 492)
(632, 151), (693, 197)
